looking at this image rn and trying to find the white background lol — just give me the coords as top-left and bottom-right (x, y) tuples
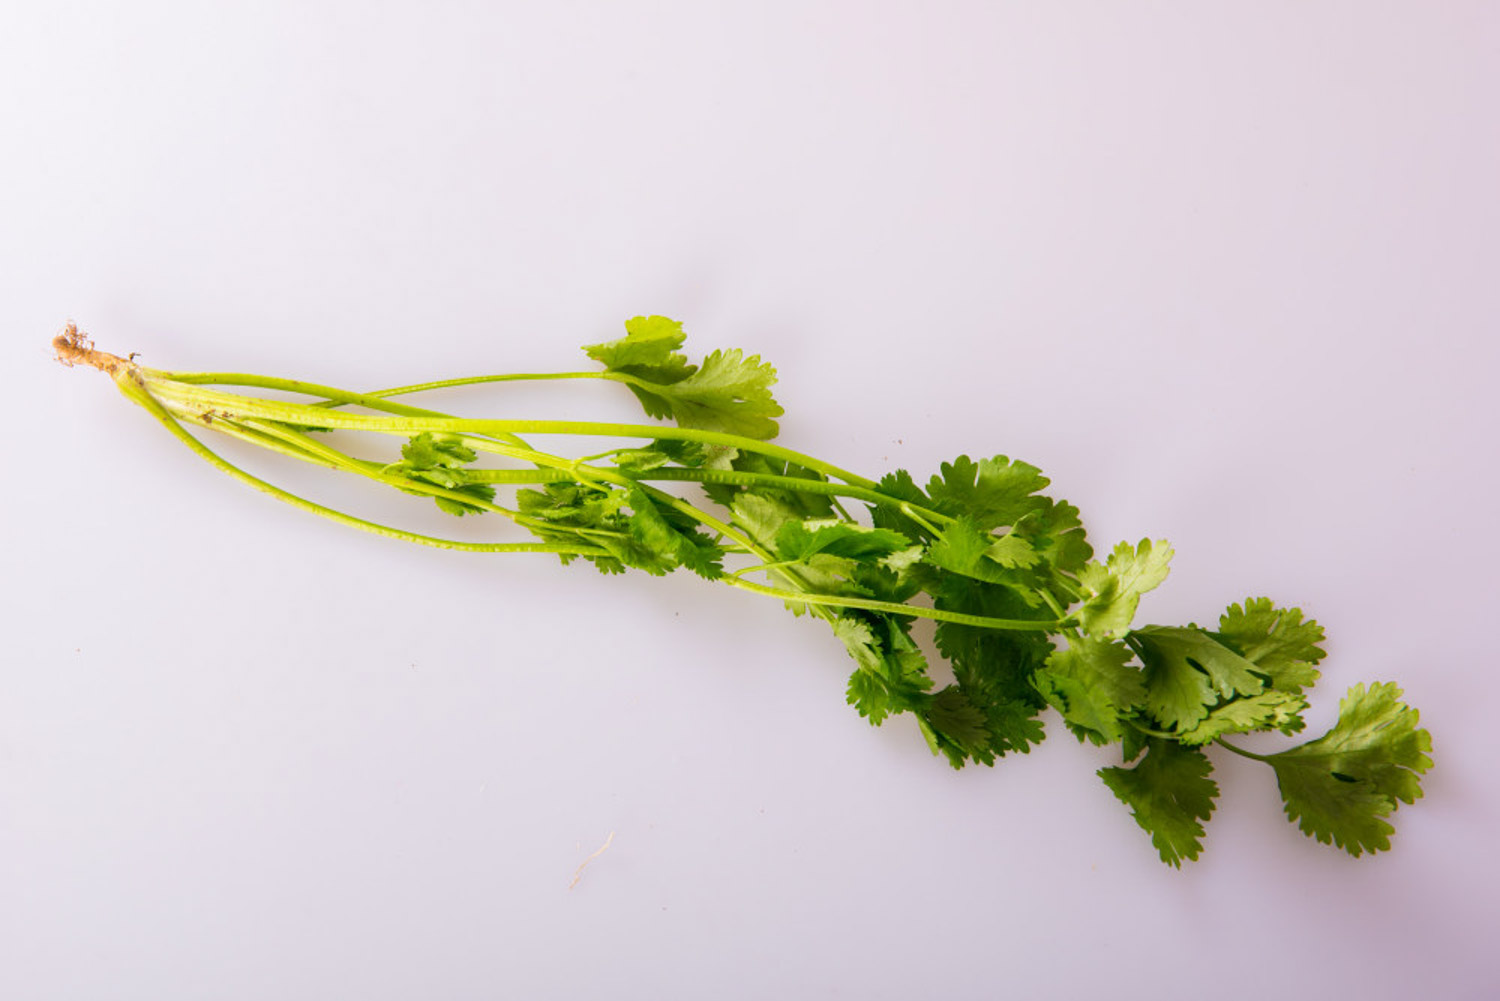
(3, 3), (1497, 998)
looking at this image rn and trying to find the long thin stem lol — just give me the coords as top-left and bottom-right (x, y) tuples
(155, 370), (533, 448)
(1213, 737), (1274, 763)
(149, 373), (848, 612)
(138, 371), (1044, 629)
(1125, 721), (1276, 763)
(131, 365), (1061, 633)
(149, 369), (967, 529)
(345, 369), (608, 398)
(1125, 719), (1178, 741)
(719, 576), (1062, 631)
(632, 467), (952, 524)
(114, 374), (608, 558)
(143, 376), (877, 489)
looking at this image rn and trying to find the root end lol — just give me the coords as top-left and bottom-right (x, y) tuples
(53, 323), (132, 376)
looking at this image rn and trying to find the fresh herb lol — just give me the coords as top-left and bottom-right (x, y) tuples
(53, 318), (1432, 866)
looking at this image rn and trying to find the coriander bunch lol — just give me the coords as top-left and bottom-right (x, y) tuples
(55, 317), (1432, 866)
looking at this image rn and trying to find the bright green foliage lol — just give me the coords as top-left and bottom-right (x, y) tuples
(652, 348), (782, 439)
(1074, 539), (1173, 638)
(612, 438), (711, 471)
(1100, 740), (1219, 867)
(868, 468), (933, 541)
(1035, 636), (1145, 745)
(1268, 683), (1433, 855)
(583, 315), (694, 386)
(624, 487), (725, 579)
(1130, 625), (1265, 732)
(1013, 497), (1093, 576)
(931, 576), (1054, 758)
(587, 317), (781, 439)
(775, 520), (911, 564)
(1176, 689), (1308, 744)
(95, 313), (1434, 869)
(516, 481), (633, 574)
(925, 455), (1050, 531)
(729, 493), (852, 611)
(926, 517), (1039, 583)
(1214, 598), (1325, 695)
(918, 686), (995, 768)
(387, 432), (497, 515)
(837, 613), (932, 724)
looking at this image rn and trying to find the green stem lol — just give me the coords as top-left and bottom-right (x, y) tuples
(155, 370), (532, 448)
(1213, 737), (1274, 762)
(461, 468), (575, 485)
(730, 559), (806, 580)
(720, 576), (1062, 631)
(157, 379), (596, 489)
(352, 369), (608, 398)
(422, 465), (959, 544)
(136, 374), (970, 629)
(143, 376), (877, 489)
(633, 467), (952, 524)
(564, 460), (829, 615)
(127, 368), (1068, 635)
(1036, 589), (1085, 642)
(899, 503), (944, 536)
(1125, 719), (1179, 741)
(195, 413), (350, 472)
(113, 374), (607, 557)
(234, 417), (547, 524)
(1124, 722), (1274, 762)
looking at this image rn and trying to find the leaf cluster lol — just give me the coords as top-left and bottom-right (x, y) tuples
(205, 315), (1434, 868)
(584, 315), (783, 439)
(385, 432), (497, 516)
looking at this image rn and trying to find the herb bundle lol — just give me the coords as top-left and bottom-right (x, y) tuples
(55, 316), (1432, 866)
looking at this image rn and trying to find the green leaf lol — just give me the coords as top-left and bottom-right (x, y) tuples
(583, 315), (694, 385)
(401, 432), (477, 469)
(1268, 682), (1433, 856)
(925, 517), (1039, 584)
(1013, 497), (1093, 575)
(836, 614), (932, 724)
(1099, 739), (1219, 867)
(625, 487), (724, 579)
(516, 481), (631, 574)
(846, 669), (897, 726)
(728, 491), (797, 550)
(1214, 598), (1325, 695)
(867, 469), (936, 542)
(774, 520), (911, 564)
(611, 438), (712, 471)
(702, 450), (834, 515)
(631, 347), (783, 439)
(387, 432), (496, 516)
(1034, 636), (1145, 745)
(917, 687), (994, 768)
(932, 576), (1054, 757)
(586, 316), (781, 432)
(430, 489), (496, 517)
(1176, 689), (1309, 744)
(1130, 625), (1265, 732)
(1073, 539), (1173, 638)
(590, 319), (784, 439)
(730, 493), (850, 612)
(926, 455), (1050, 531)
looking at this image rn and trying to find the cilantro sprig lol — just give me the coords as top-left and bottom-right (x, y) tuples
(54, 319), (1433, 866)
